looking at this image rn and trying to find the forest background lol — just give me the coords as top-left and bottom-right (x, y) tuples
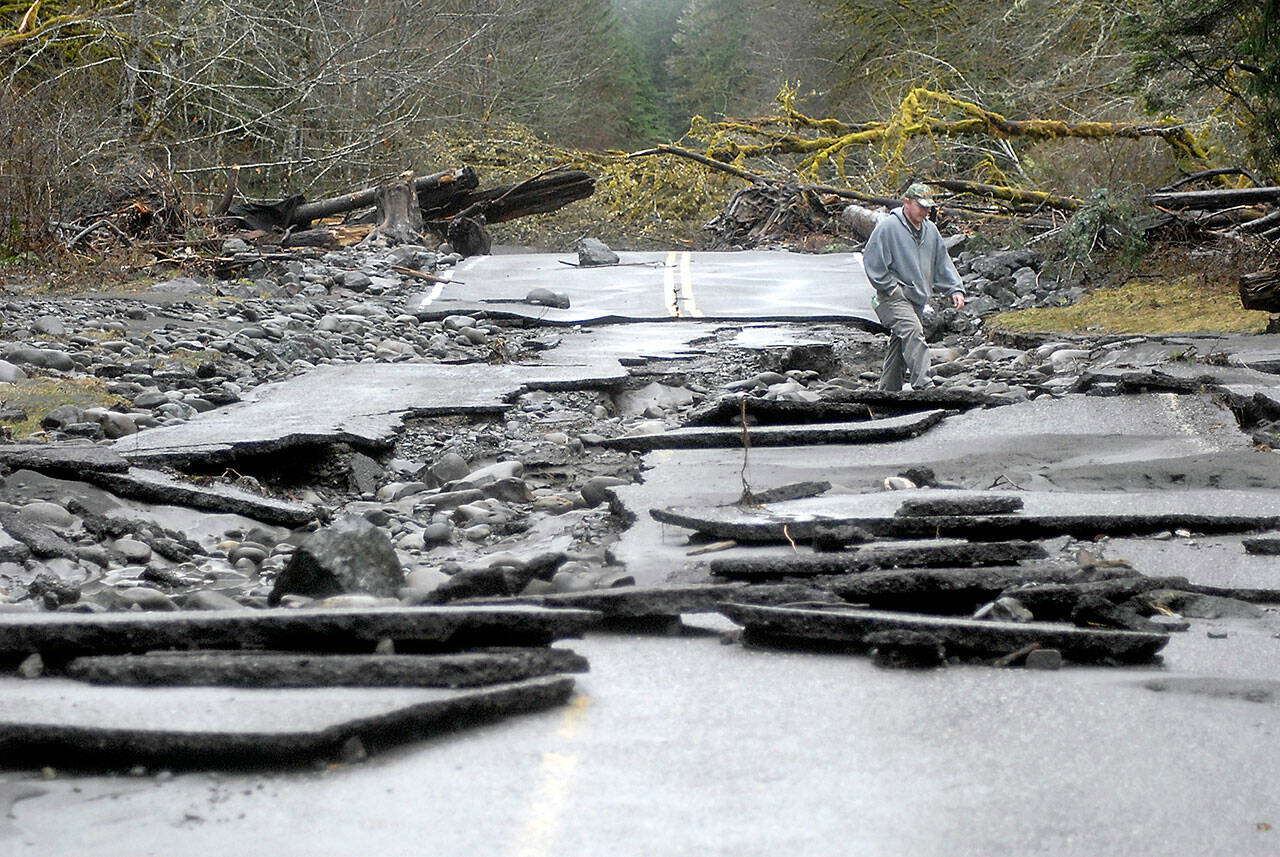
(1, 0), (1278, 255)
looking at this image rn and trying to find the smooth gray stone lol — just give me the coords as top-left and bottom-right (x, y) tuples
(86, 468), (316, 527)
(576, 237), (619, 267)
(3, 345), (74, 371)
(719, 603), (1169, 664)
(0, 675), (573, 767)
(596, 411), (947, 451)
(63, 647), (588, 688)
(709, 541), (1048, 579)
(417, 488), (486, 510)
(0, 605), (601, 658)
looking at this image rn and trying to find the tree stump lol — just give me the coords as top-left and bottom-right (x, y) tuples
(365, 171), (423, 246)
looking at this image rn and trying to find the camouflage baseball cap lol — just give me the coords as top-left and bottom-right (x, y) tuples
(904, 182), (937, 207)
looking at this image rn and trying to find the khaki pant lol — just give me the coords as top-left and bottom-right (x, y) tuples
(873, 287), (930, 390)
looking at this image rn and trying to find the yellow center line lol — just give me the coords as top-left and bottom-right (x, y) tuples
(663, 251), (680, 316)
(510, 694), (594, 857)
(678, 251), (702, 317)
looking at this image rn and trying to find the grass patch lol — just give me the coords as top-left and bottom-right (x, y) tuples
(991, 272), (1269, 335)
(0, 376), (126, 439)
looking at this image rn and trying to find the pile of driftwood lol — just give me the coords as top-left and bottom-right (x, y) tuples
(53, 159), (189, 252)
(55, 162), (596, 265)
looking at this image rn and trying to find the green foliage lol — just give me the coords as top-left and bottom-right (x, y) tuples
(1061, 188), (1150, 266)
(1124, 0), (1280, 177)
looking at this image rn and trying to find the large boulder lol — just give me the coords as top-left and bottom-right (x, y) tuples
(269, 516), (403, 604)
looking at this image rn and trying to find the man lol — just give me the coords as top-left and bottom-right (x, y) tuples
(862, 182), (965, 391)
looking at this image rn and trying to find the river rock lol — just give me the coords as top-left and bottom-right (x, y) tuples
(269, 515), (404, 604)
(576, 237), (619, 267)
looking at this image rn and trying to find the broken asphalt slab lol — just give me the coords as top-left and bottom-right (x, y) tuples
(829, 564), (1083, 613)
(652, 489), (1280, 543)
(0, 605), (600, 660)
(0, 674), (574, 767)
(679, 387), (1002, 427)
(0, 443), (129, 477)
(609, 393), (1276, 583)
(708, 540), (1049, 578)
(85, 467), (316, 527)
(111, 360), (631, 466)
(409, 251), (878, 324)
(457, 583), (749, 620)
(596, 410), (948, 451)
(63, 647), (588, 688)
(718, 602), (1170, 664)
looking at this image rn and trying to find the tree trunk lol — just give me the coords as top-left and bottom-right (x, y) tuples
(290, 166), (478, 226)
(363, 171), (423, 246)
(1148, 187), (1280, 210)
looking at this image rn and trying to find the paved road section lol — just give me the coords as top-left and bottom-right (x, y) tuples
(407, 251), (876, 324)
(11, 621), (1280, 857)
(610, 393), (1280, 583)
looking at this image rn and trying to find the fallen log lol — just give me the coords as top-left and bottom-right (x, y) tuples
(436, 170), (596, 224)
(928, 178), (1084, 212)
(291, 166), (477, 226)
(1147, 186), (1280, 210)
(1240, 269), (1280, 311)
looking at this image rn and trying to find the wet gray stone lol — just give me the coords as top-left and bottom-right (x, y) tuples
(1024, 648), (1063, 670)
(0, 605), (601, 658)
(525, 288), (571, 309)
(720, 602), (1169, 664)
(576, 237), (619, 267)
(3, 345), (75, 372)
(0, 510), (79, 559)
(271, 516), (403, 604)
(64, 647), (588, 688)
(431, 452), (471, 484)
(0, 675), (574, 767)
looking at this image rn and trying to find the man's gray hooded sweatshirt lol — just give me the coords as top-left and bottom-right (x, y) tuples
(862, 207), (964, 308)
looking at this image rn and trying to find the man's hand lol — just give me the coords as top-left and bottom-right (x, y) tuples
(950, 292), (965, 309)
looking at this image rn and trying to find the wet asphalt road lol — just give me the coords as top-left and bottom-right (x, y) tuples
(8, 251), (1280, 855)
(11, 613), (1280, 857)
(415, 250), (877, 324)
